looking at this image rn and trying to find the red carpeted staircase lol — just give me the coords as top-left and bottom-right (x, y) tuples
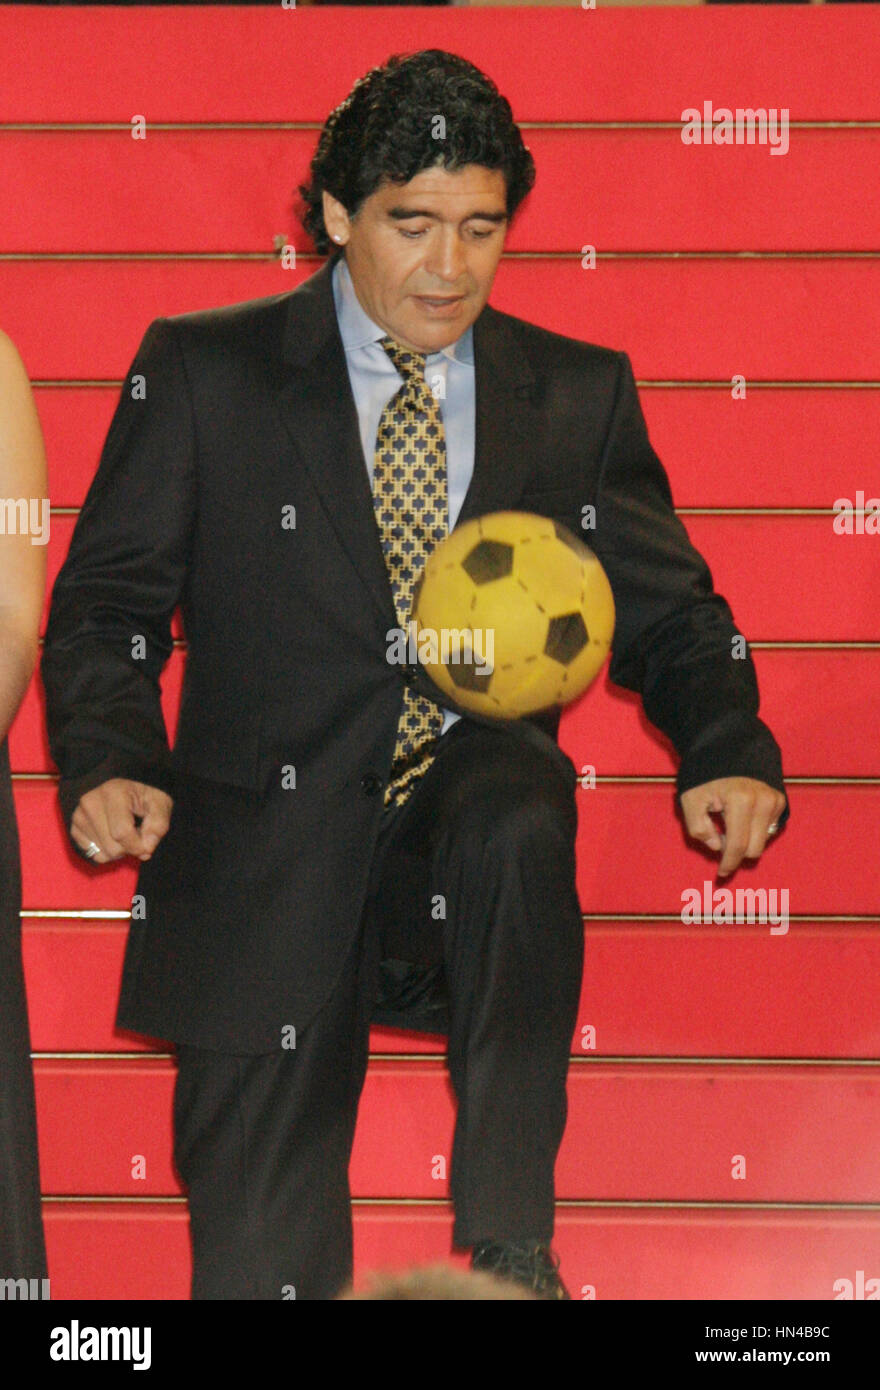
(3, 4), (879, 1299)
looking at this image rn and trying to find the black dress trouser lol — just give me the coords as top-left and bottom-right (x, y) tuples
(172, 718), (585, 1300)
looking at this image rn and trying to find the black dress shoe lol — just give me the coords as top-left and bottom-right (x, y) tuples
(471, 1240), (571, 1300)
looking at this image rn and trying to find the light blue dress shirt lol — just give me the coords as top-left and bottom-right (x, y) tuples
(331, 254), (476, 734)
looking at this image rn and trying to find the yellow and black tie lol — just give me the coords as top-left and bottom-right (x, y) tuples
(372, 335), (449, 810)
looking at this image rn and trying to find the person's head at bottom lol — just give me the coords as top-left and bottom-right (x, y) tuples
(338, 1263), (538, 1301)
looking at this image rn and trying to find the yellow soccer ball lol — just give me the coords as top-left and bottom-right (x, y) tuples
(410, 511), (615, 719)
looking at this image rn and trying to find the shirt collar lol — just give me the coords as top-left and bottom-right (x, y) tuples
(331, 254), (474, 365)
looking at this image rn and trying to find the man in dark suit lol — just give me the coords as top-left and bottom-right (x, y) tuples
(42, 50), (788, 1300)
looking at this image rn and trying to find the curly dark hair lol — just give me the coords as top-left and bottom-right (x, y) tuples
(297, 50), (536, 254)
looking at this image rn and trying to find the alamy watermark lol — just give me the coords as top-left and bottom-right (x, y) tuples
(49, 1321), (151, 1370)
(386, 620), (494, 675)
(0, 497), (50, 544)
(681, 880), (789, 935)
(681, 102), (789, 157)
(0, 1276), (50, 1300)
(832, 492), (880, 535)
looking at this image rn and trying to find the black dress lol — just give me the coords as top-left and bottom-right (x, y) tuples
(0, 733), (48, 1280)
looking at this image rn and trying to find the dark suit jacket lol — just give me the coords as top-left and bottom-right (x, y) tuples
(41, 257), (789, 1052)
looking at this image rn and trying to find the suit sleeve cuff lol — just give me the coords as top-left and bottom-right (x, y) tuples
(59, 751), (177, 836)
(675, 711), (791, 829)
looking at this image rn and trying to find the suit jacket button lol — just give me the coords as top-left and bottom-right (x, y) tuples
(403, 663), (419, 687)
(361, 772), (383, 796)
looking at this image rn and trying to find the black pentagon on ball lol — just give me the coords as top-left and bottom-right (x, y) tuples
(462, 539), (514, 584)
(553, 521), (590, 560)
(446, 655), (495, 693)
(544, 611), (589, 665)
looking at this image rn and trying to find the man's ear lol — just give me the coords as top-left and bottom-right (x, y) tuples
(322, 190), (350, 248)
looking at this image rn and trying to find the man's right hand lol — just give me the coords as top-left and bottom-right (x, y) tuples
(71, 778), (174, 864)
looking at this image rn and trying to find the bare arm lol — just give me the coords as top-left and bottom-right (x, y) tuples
(0, 331), (48, 740)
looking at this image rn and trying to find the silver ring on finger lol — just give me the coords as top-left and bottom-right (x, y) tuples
(84, 840), (102, 859)
(767, 823), (779, 835)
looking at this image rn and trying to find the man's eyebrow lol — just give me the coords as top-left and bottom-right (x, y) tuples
(386, 206), (508, 224)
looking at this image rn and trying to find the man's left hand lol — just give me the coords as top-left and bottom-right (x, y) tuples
(679, 777), (787, 877)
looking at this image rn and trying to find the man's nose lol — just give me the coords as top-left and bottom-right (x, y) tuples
(423, 230), (466, 284)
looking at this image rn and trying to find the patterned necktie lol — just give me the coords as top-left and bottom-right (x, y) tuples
(372, 335), (449, 810)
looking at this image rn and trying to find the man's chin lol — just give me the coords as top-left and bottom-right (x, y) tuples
(396, 305), (479, 353)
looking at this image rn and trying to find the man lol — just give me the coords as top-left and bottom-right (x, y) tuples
(42, 50), (788, 1301)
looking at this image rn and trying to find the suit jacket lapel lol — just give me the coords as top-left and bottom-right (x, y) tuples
(273, 261), (543, 631)
(459, 303), (540, 526)
(274, 261), (398, 630)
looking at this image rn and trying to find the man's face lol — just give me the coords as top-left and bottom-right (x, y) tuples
(322, 164), (509, 353)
